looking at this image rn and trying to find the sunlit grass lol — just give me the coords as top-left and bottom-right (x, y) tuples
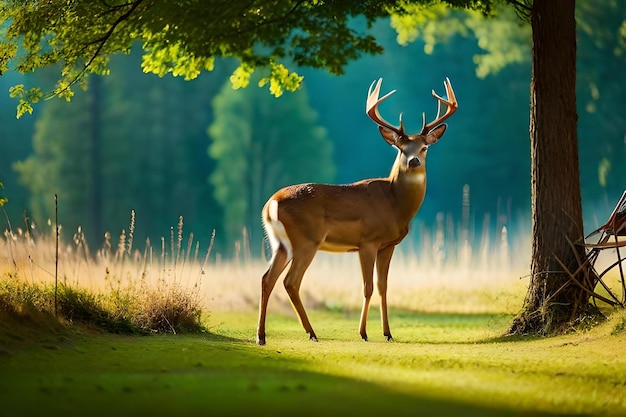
(2, 308), (626, 417)
(207, 308), (626, 415)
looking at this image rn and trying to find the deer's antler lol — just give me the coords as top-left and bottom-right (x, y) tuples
(367, 78), (458, 137)
(420, 77), (458, 135)
(366, 78), (405, 136)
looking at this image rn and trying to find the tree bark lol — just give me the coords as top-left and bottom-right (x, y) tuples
(509, 0), (594, 335)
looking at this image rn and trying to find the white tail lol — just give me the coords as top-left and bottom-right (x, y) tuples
(256, 78), (458, 345)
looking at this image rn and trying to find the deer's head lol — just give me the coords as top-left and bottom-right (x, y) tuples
(366, 78), (457, 173)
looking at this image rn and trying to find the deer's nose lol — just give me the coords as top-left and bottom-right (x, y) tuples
(408, 157), (421, 169)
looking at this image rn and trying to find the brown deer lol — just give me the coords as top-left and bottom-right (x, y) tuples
(256, 78), (458, 345)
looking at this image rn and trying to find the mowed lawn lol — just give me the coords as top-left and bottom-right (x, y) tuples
(2, 308), (626, 417)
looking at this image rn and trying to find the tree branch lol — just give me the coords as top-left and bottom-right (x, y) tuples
(235, 0), (306, 36)
(85, 0), (145, 47)
(50, 0), (144, 99)
(97, 0), (139, 16)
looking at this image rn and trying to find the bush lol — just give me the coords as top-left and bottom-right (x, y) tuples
(1, 213), (208, 335)
(0, 277), (204, 334)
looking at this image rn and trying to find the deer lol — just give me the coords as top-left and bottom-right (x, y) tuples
(256, 77), (458, 345)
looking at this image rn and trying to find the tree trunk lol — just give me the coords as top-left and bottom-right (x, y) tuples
(509, 0), (594, 335)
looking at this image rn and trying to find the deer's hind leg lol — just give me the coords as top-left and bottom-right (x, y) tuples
(257, 244), (290, 345)
(283, 243), (319, 341)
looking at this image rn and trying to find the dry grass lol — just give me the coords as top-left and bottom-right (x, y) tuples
(203, 218), (533, 316)
(12, 210), (625, 330)
(0, 215), (206, 333)
(203, 252), (530, 317)
(3, 208), (626, 342)
(0, 209), (532, 324)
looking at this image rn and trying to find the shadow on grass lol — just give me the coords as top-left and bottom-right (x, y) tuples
(0, 297), (233, 355)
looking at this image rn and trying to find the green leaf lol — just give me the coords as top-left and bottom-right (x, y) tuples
(8, 84), (24, 99)
(16, 99), (34, 118)
(0, 181), (6, 207)
(230, 64), (254, 90)
(258, 62), (303, 97)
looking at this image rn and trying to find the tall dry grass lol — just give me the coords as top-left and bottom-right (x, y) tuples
(1, 199), (536, 334)
(206, 207), (533, 316)
(0, 212), (208, 333)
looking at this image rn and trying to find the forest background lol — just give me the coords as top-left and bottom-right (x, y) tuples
(0, 2), (624, 260)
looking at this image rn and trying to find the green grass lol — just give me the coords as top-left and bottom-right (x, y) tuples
(2, 308), (626, 417)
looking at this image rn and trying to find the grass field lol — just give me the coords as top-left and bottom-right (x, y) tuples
(2, 302), (626, 416)
(2, 222), (626, 416)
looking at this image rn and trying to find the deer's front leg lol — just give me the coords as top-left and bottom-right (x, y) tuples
(358, 246), (377, 341)
(376, 245), (395, 342)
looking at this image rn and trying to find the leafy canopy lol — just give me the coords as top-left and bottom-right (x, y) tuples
(391, 2), (530, 78)
(0, 0), (491, 117)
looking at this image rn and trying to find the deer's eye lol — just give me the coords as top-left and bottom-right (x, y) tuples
(421, 146), (428, 153)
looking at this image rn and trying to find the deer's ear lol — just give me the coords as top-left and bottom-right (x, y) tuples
(379, 126), (398, 146)
(425, 124), (447, 145)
